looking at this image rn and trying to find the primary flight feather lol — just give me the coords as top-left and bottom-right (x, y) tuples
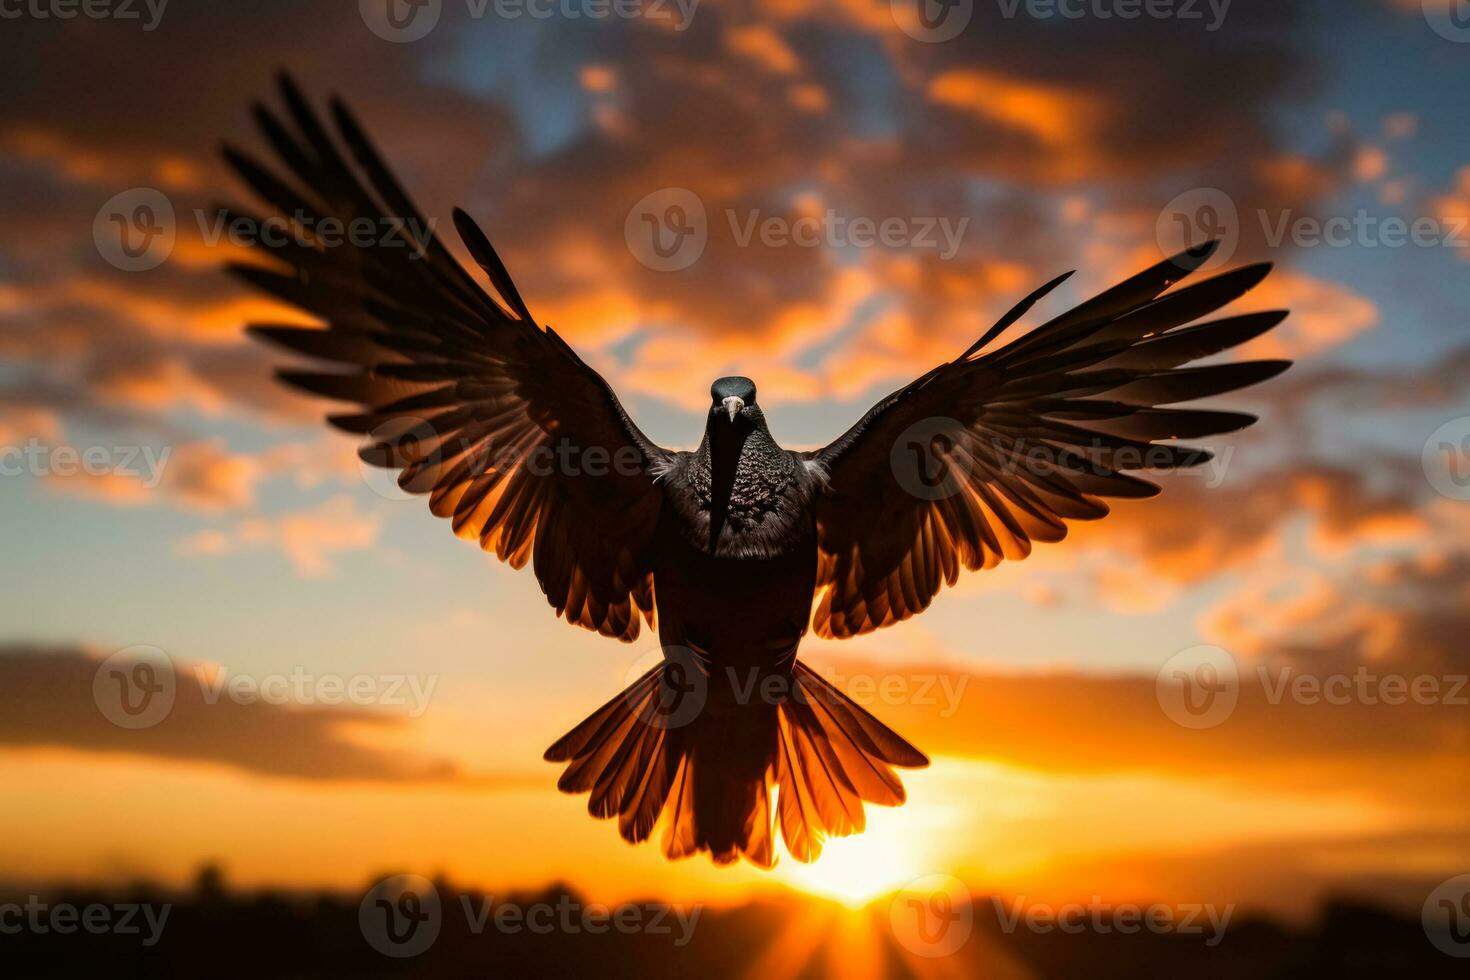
(229, 75), (1290, 867)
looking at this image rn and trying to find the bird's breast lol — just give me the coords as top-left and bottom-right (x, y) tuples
(650, 526), (818, 675)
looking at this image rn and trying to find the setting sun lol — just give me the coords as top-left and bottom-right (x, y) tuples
(781, 808), (919, 907)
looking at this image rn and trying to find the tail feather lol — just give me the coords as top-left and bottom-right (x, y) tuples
(800, 685), (907, 803)
(544, 665), (660, 762)
(618, 730), (676, 843)
(773, 663), (928, 861)
(544, 659), (927, 868)
(661, 756), (698, 860)
(783, 697), (866, 837)
(742, 775), (775, 868)
(794, 662), (930, 768)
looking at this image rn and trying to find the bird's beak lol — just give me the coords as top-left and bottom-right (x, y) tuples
(722, 396), (744, 421)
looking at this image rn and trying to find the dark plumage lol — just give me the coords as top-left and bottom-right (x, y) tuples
(228, 76), (1291, 867)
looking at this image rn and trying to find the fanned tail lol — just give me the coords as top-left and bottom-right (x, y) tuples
(544, 658), (927, 867)
(775, 661), (928, 862)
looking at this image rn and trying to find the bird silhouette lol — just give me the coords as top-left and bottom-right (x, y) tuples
(228, 76), (1290, 868)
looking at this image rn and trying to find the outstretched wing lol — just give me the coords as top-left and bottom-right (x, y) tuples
(806, 243), (1289, 639)
(226, 75), (668, 641)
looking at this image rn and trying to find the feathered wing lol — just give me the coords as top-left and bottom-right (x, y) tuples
(807, 242), (1291, 639)
(227, 76), (668, 640)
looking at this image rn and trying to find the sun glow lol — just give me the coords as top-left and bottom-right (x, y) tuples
(781, 815), (918, 907)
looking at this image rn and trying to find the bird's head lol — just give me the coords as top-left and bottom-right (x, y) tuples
(709, 376), (758, 425)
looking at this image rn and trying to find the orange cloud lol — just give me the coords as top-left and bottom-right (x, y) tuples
(1430, 165), (1470, 260)
(176, 494), (382, 577)
(927, 70), (1109, 173)
(726, 24), (802, 76)
(1235, 268), (1378, 359)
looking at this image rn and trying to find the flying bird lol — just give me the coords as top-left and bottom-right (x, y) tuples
(228, 76), (1290, 867)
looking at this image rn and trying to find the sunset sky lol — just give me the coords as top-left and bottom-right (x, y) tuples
(2, 0), (1469, 934)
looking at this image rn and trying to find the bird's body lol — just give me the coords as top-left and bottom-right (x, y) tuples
(649, 515), (816, 689)
(230, 76), (1292, 869)
(654, 382), (822, 678)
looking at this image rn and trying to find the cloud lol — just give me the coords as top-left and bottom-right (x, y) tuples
(926, 69), (1111, 178)
(1430, 164), (1470, 260)
(175, 494), (382, 577)
(1059, 459), (1423, 598)
(813, 653), (1470, 815)
(0, 406), (59, 446)
(44, 438), (250, 511)
(0, 646), (534, 786)
(1203, 501), (1470, 675)
(0, 0), (1370, 454)
(40, 436), (363, 515)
